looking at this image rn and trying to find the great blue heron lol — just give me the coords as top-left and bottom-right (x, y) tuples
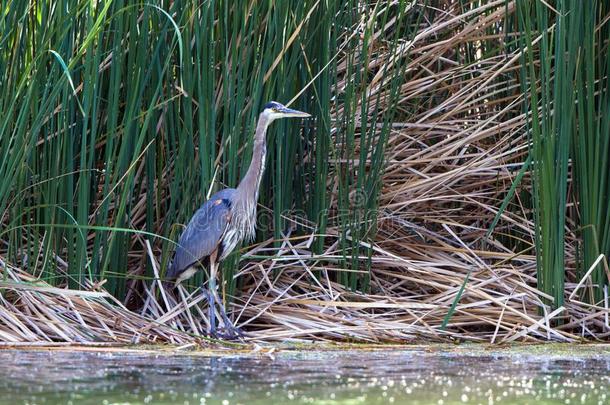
(166, 101), (310, 338)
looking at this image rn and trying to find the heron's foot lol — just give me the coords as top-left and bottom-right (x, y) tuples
(217, 324), (245, 341)
(207, 325), (244, 341)
(215, 296), (245, 340)
(213, 309), (245, 340)
(203, 295), (244, 340)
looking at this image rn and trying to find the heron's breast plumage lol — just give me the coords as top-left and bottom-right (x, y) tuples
(219, 227), (240, 260)
(220, 198), (257, 260)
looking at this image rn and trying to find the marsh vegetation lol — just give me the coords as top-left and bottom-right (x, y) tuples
(1, 0), (610, 344)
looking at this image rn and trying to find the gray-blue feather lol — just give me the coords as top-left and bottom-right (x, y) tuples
(167, 188), (236, 280)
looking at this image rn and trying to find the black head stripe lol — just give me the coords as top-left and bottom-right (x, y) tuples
(263, 101), (283, 110)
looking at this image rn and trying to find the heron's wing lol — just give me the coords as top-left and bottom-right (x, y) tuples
(167, 189), (236, 279)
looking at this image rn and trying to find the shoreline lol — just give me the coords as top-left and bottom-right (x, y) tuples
(0, 342), (609, 358)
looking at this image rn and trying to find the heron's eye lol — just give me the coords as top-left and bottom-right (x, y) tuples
(272, 108), (279, 112)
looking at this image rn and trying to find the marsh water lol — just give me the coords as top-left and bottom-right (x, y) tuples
(0, 345), (608, 405)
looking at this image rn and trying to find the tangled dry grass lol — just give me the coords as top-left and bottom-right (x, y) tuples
(0, 262), (193, 344)
(1, 0), (609, 346)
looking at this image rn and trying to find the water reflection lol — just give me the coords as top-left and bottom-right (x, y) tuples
(0, 348), (608, 404)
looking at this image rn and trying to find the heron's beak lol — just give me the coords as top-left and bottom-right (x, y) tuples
(279, 107), (311, 118)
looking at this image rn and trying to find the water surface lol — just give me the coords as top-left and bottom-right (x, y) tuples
(0, 345), (608, 404)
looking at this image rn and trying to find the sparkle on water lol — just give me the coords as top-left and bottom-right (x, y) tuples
(1, 345), (609, 405)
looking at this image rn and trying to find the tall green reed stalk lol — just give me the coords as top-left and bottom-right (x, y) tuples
(517, 0), (610, 309)
(333, 2), (416, 291)
(571, 1), (610, 304)
(0, 1), (415, 300)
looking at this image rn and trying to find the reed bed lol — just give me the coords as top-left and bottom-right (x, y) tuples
(1, 0), (609, 345)
(0, 262), (195, 344)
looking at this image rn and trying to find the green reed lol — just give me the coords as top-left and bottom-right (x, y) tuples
(517, 0), (610, 309)
(0, 0), (415, 299)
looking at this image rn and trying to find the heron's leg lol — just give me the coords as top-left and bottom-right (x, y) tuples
(208, 262), (243, 340)
(207, 252), (218, 337)
(215, 298), (244, 339)
(211, 275), (244, 340)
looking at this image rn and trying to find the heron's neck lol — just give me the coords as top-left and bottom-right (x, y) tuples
(236, 114), (270, 202)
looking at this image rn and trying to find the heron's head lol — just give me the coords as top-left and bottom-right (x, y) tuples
(261, 101), (310, 122)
